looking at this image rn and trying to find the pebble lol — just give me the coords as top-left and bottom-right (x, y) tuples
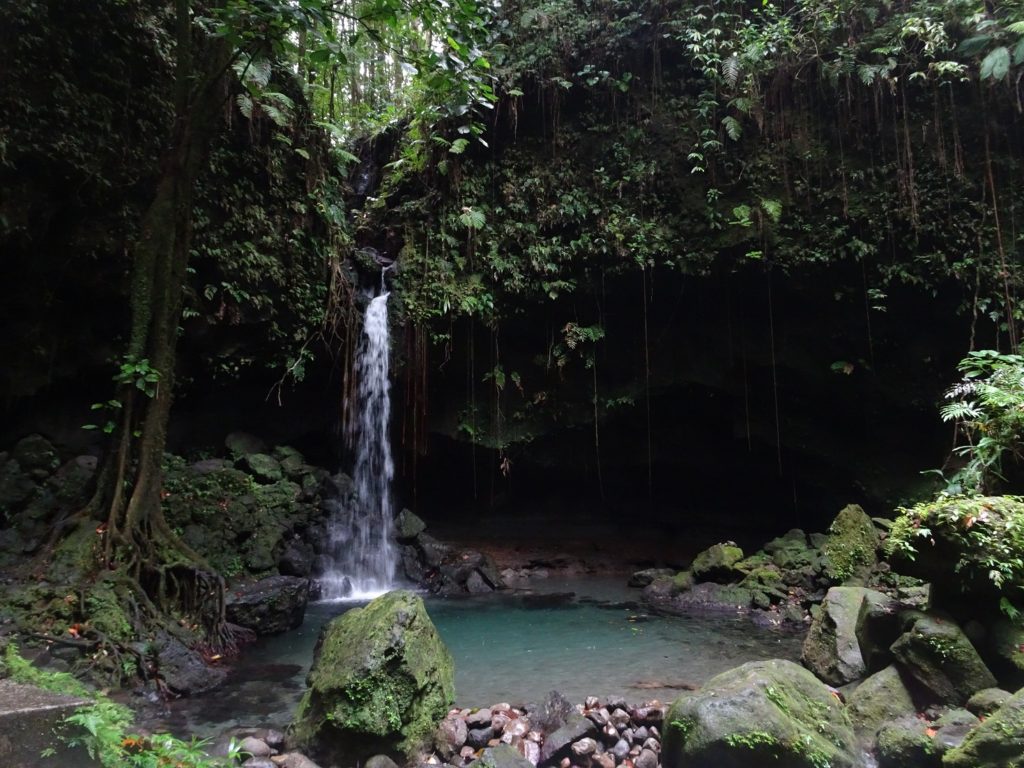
(642, 738), (659, 753)
(520, 739), (541, 766)
(607, 697), (628, 711)
(270, 754), (321, 768)
(585, 696), (601, 710)
(587, 708), (610, 727)
(572, 738), (598, 757)
(459, 747), (476, 760)
(592, 755), (615, 768)
(492, 712), (511, 732)
(632, 727), (648, 743)
(601, 724), (619, 744)
(634, 749), (658, 768)
(609, 709), (630, 729)
(467, 708), (493, 727)
(504, 719), (529, 739)
(467, 726), (494, 748)
(242, 760), (275, 768)
(239, 737), (275, 758)
(610, 740), (631, 761)
(560, 758), (571, 768)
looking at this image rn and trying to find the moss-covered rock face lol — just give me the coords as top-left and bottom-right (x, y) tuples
(292, 590), (455, 764)
(943, 685), (1024, 768)
(891, 614), (997, 705)
(822, 504), (879, 583)
(876, 719), (939, 768)
(662, 659), (857, 768)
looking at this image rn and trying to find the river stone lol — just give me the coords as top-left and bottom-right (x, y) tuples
(875, 718), (938, 768)
(292, 590), (454, 764)
(365, 755), (401, 768)
(270, 754), (321, 768)
(226, 575), (309, 635)
(435, 716), (468, 758)
(467, 570), (493, 594)
(226, 431), (267, 456)
(890, 614), (997, 704)
(822, 504), (879, 583)
(242, 758), (276, 768)
(471, 744), (536, 768)
(468, 726), (495, 748)
(239, 736), (274, 758)
(801, 586), (876, 685)
(539, 713), (598, 766)
(846, 665), (918, 739)
(634, 748), (657, 768)
(943, 684), (1024, 767)
(966, 687), (1012, 717)
(930, 708), (979, 753)
(689, 543), (745, 583)
(662, 658), (857, 768)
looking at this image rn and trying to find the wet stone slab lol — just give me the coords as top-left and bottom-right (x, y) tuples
(0, 678), (97, 767)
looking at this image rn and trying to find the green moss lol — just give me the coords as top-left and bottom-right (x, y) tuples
(822, 504), (878, 582)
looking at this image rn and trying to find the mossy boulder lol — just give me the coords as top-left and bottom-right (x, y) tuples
(989, 618), (1024, 688)
(690, 543), (744, 583)
(855, 589), (901, 673)
(662, 659), (857, 768)
(822, 504), (879, 583)
(292, 590), (455, 764)
(396, 508), (427, 542)
(240, 453), (284, 484)
(966, 687), (1012, 717)
(891, 614), (997, 705)
(763, 529), (817, 571)
(876, 719), (940, 768)
(12, 434), (59, 477)
(847, 665), (918, 739)
(801, 586), (878, 685)
(225, 431), (267, 457)
(942, 685), (1024, 767)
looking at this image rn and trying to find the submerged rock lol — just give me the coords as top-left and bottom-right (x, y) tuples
(292, 590), (454, 764)
(662, 658), (857, 768)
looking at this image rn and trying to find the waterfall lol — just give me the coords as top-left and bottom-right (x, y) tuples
(320, 286), (398, 600)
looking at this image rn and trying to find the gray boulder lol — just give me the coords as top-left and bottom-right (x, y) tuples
(539, 712), (597, 766)
(847, 665), (918, 739)
(226, 575), (309, 635)
(662, 659), (857, 768)
(875, 718), (939, 768)
(396, 508), (427, 541)
(801, 586), (877, 685)
(153, 632), (227, 694)
(471, 745), (536, 768)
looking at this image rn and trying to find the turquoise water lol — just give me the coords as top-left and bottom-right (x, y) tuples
(139, 579), (804, 738)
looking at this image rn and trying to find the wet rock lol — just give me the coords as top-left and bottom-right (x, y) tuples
(226, 431), (267, 456)
(243, 759), (276, 768)
(292, 590), (454, 764)
(571, 738), (597, 757)
(943, 685), (1024, 767)
(153, 632), (226, 694)
(627, 569), (674, 588)
(239, 737), (275, 758)
(467, 570), (493, 594)
(539, 714), (598, 766)
(801, 586), (878, 685)
(609, 740), (630, 761)
(633, 749), (656, 768)
(966, 687), (1012, 717)
(366, 755), (402, 768)
(989, 618), (1024, 688)
(591, 754), (614, 768)
(226, 575), (309, 635)
(875, 719), (938, 768)
(278, 538), (315, 578)
(396, 508), (427, 542)
(855, 588), (900, 672)
(468, 727), (495, 748)
(471, 745), (537, 768)
(271, 753), (322, 768)
(436, 717), (469, 758)
(0, 457), (35, 508)
(930, 708), (979, 753)
(662, 659), (856, 768)
(689, 543), (744, 583)
(467, 708), (494, 728)
(846, 665), (918, 739)
(890, 613), (997, 704)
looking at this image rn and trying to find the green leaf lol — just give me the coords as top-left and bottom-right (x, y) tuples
(980, 46), (1010, 80)
(449, 138), (470, 154)
(721, 116), (742, 141)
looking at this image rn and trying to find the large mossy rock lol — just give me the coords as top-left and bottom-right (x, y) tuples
(225, 575), (309, 635)
(662, 659), (857, 768)
(801, 586), (877, 685)
(943, 685), (1024, 768)
(292, 590), (455, 764)
(822, 504), (879, 583)
(690, 543), (744, 583)
(847, 665), (918, 740)
(891, 614), (997, 705)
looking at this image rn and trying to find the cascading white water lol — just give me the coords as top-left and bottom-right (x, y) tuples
(320, 287), (398, 600)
